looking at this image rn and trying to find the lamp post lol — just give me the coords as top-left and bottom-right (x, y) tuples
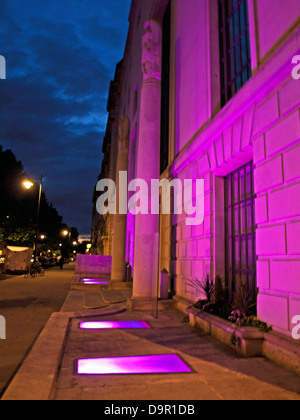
(23, 175), (43, 261)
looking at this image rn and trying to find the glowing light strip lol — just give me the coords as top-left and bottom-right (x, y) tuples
(79, 321), (151, 330)
(77, 354), (192, 375)
(82, 279), (109, 285)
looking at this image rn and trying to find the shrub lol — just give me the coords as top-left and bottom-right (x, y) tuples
(186, 275), (215, 303)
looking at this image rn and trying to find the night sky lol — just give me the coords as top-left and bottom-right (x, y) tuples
(0, 0), (132, 238)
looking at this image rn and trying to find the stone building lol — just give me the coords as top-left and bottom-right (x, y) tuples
(94, 0), (300, 367)
(91, 61), (123, 255)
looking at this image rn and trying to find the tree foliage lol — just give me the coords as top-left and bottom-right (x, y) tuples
(0, 145), (78, 249)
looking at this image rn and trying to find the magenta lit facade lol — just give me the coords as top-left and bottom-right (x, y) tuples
(93, 0), (300, 346)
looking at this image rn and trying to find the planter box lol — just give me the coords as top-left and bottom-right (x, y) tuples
(187, 306), (265, 358)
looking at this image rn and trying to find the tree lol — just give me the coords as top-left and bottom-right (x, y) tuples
(0, 146), (36, 245)
(0, 146), (77, 249)
(77, 241), (89, 255)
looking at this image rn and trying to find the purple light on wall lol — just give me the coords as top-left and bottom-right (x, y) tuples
(79, 321), (151, 329)
(77, 354), (192, 375)
(82, 279), (109, 285)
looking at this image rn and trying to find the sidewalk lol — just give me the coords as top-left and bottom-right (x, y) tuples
(2, 287), (300, 400)
(0, 264), (74, 397)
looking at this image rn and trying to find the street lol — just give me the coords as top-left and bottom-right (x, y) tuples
(0, 263), (74, 397)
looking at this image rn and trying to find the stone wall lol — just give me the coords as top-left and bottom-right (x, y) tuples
(255, 81), (300, 335)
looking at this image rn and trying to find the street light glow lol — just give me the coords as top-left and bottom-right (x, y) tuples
(23, 180), (34, 190)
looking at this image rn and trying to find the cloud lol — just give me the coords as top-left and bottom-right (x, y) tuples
(0, 0), (131, 234)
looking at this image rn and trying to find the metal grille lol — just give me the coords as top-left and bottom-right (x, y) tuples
(225, 162), (256, 301)
(219, 0), (252, 106)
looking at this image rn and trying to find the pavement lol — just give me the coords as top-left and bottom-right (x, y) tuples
(1, 278), (300, 400)
(0, 264), (73, 397)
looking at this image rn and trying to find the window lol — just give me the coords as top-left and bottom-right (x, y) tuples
(160, 1), (171, 174)
(219, 0), (251, 106)
(225, 162), (256, 301)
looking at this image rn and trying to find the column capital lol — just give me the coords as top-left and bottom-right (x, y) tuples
(142, 20), (162, 83)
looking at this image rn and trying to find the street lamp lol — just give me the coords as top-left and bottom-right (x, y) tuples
(62, 229), (71, 239)
(23, 181), (34, 190)
(22, 175), (43, 261)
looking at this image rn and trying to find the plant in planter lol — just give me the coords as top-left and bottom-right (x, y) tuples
(229, 278), (272, 347)
(186, 276), (272, 357)
(186, 275), (232, 320)
(186, 275), (214, 312)
(230, 278), (256, 318)
(186, 275), (215, 304)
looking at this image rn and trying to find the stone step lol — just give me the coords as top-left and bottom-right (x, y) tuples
(101, 289), (132, 305)
(83, 291), (106, 310)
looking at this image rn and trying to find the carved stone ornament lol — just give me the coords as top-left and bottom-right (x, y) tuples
(141, 21), (162, 81)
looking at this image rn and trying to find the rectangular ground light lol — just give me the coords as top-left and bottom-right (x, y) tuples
(82, 279), (109, 285)
(77, 354), (192, 375)
(79, 321), (151, 330)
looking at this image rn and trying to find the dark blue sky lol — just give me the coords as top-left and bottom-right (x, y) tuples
(0, 0), (132, 237)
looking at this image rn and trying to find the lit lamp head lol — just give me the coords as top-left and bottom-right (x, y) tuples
(23, 180), (34, 190)
(62, 230), (69, 237)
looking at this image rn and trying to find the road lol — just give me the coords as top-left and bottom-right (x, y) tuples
(0, 263), (74, 397)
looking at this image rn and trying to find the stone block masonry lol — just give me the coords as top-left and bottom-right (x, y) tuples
(255, 89), (300, 337)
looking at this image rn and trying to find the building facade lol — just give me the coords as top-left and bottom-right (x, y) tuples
(91, 62), (123, 255)
(94, 0), (300, 347)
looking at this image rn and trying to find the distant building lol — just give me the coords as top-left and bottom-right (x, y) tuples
(93, 0), (300, 364)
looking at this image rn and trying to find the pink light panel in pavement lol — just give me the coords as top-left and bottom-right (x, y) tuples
(82, 279), (109, 285)
(79, 321), (151, 329)
(77, 354), (192, 375)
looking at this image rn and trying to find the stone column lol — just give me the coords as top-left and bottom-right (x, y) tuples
(111, 116), (130, 282)
(131, 21), (162, 304)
